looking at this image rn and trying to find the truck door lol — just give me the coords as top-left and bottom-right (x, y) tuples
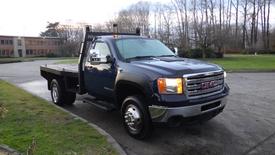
(84, 41), (116, 99)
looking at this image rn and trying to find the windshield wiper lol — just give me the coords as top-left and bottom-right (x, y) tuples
(125, 56), (155, 61)
(157, 54), (177, 57)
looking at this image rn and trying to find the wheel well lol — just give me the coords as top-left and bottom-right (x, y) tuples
(116, 83), (146, 108)
(46, 74), (63, 90)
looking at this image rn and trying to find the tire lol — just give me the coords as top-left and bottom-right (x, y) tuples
(121, 95), (153, 139)
(50, 79), (76, 106)
(64, 92), (76, 105)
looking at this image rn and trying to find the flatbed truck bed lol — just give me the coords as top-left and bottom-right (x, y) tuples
(40, 64), (79, 93)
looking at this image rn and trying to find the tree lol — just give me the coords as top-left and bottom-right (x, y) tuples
(266, 0), (271, 49)
(242, 0), (248, 49)
(113, 1), (150, 35)
(40, 22), (60, 37)
(40, 22), (84, 56)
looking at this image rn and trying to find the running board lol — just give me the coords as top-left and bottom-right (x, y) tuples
(82, 97), (117, 111)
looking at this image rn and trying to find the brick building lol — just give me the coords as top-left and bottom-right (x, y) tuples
(0, 35), (61, 57)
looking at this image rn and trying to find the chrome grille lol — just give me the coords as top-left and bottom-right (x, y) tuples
(184, 71), (224, 99)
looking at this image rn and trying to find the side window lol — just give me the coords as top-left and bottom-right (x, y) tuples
(88, 42), (111, 63)
(94, 42), (110, 57)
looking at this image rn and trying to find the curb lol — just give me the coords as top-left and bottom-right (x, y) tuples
(51, 105), (127, 155)
(0, 60), (23, 64)
(6, 82), (127, 155)
(0, 144), (20, 155)
(226, 70), (275, 73)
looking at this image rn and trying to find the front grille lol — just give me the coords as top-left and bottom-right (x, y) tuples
(184, 71), (224, 99)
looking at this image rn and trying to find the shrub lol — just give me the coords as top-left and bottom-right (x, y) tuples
(242, 49), (275, 55)
(177, 47), (224, 58)
(189, 48), (203, 58)
(46, 53), (58, 57)
(205, 48), (216, 58)
(177, 49), (189, 58)
(225, 49), (242, 54)
(185, 48), (219, 58)
(214, 51), (224, 58)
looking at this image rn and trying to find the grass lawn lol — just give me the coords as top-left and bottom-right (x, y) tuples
(55, 58), (78, 64)
(0, 80), (117, 155)
(203, 54), (275, 72)
(55, 54), (275, 72)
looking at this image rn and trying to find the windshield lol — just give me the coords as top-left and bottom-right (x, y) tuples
(115, 38), (175, 60)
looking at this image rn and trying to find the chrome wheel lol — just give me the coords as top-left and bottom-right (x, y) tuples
(124, 104), (142, 134)
(52, 84), (59, 103)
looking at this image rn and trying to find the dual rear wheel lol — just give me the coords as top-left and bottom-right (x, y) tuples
(50, 79), (76, 106)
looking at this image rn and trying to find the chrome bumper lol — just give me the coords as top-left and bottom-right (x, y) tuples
(149, 98), (227, 122)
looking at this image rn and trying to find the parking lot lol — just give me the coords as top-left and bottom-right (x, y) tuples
(0, 60), (274, 155)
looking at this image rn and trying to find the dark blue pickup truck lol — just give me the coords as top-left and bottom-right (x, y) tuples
(40, 27), (229, 139)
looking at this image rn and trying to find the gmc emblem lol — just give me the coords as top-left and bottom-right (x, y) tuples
(201, 81), (217, 89)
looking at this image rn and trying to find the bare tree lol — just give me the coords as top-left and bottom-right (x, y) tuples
(266, 0), (271, 48)
(113, 1), (150, 35)
(242, 0), (248, 49)
(92, 0), (275, 55)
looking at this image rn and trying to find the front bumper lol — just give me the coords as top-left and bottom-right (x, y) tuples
(149, 97), (227, 123)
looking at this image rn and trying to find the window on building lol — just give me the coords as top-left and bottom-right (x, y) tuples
(9, 40), (13, 45)
(18, 49), (23, 57)
(26, 50), (29, 55)
(2, 50), (6, 56)
(11, 50), (14, 55)
(18, 39), (22, 46)
(1, 40), (4, 45)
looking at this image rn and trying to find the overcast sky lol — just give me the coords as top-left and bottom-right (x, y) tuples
(0, 0), (170, 36)
(0, 0), (274, 37)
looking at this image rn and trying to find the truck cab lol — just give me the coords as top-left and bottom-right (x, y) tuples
(41, 27), (229, 139)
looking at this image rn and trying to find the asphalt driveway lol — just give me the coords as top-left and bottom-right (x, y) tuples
(0, 60), (274, 155)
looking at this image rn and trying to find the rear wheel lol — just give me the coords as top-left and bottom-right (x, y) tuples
(121, 95), (153, 139)
(50, 79), (76, 106)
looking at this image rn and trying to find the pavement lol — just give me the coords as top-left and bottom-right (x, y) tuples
(0, 60), (275, 155)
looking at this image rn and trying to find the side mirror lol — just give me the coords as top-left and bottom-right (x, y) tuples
(106, 55), (114, 63)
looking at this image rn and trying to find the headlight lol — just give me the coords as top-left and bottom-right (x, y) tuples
(157, 78), (184, 94)
(224, 71), (227, 78)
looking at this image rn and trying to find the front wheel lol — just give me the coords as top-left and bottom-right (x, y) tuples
(121, 95), (153, 139)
